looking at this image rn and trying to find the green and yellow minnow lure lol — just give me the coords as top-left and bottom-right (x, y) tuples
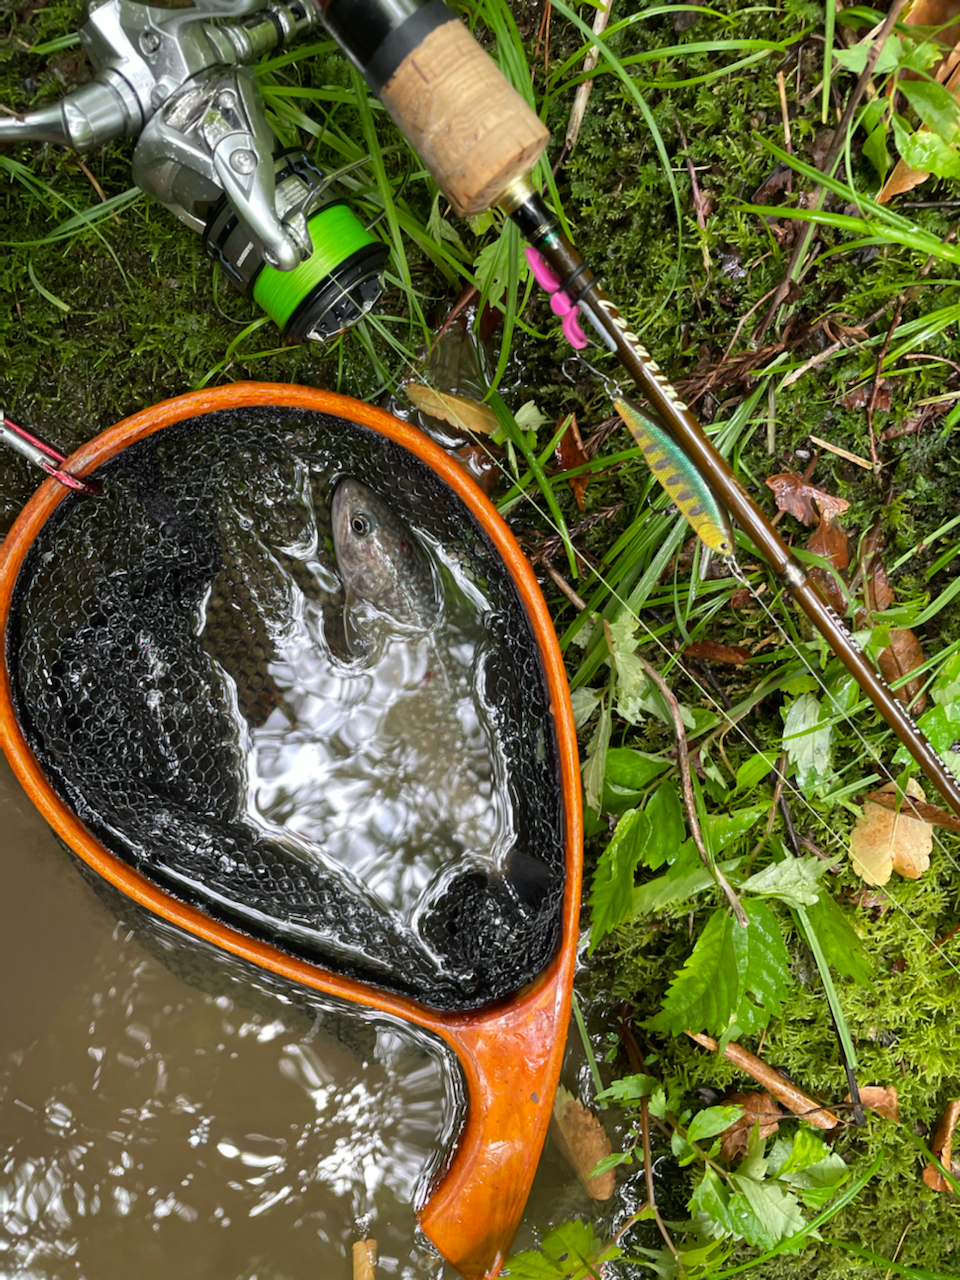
(614, 397), (735, 558)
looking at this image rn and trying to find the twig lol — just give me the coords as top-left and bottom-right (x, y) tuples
(352, 1239), (377, 1280)
(865, 306), (901, 469)
(754, 0), (911, 341)
(686, 1031), (840, 1129)
(611, 628), (747, 927)
(860, 789), (960, 834)
(544, 563), (589, 611)
(641, 1095), (679, 1257)
(564, 0), (614, 154)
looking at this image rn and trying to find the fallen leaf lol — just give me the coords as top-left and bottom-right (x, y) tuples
(766, 473), (851, 527)
(808, 518), (851, 614)
(551, 1085), (615, 1200)
(405, 383), (499, 435)
(924, 1099), (960, 1191)
(849, 779), (933, 885)
(554, 413), (590, 510)
(717, 1091), (783, 1163)
(451, 443), (500, 496)
(846, 1085), (900, 1123)
(683, 640), (752, 666)
(843, 381), (891, 411)
(858, 527), (927, 711)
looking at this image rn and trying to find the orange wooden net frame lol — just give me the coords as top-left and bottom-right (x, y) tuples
(0, 383), (583, 1280)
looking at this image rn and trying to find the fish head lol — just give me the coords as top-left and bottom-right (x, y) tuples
(331, 479), (438, 631)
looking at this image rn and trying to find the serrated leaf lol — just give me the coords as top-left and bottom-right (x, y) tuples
(703, 805), (766, 854)
(690, 1166), (736, 1239)
(582, 699), (611, 814)
(740, 856), (827, 908)
(728, 1175), (806, 1250)
(731, 899), (792, 1025)
(589, 808), (650, 950)
(645, 909), (741, 1037)
(569, 686), (603, 730)
(688, 1104), (745, 1145)
(802, 892), (873, 985)
(632, 856), (743, 917)
(643, 781), (685, 870)
(597, 1072), (660, 1103)
(507, 1220), (621, 1280)
(782, 692), (834, 791)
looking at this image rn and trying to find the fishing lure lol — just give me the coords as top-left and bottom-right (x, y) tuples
(613, 397), (735, 557)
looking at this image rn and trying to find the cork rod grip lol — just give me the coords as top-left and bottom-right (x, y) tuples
(379, 18), (549, 216)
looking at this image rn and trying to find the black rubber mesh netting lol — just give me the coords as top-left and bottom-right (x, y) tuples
(6, 406), (565, 1012)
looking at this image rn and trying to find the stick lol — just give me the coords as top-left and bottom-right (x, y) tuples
(686, 1031), (840, 1129)
(352, 1239), (377, 1280)
(564, 0), (614, 154)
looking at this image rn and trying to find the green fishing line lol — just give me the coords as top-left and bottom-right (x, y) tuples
(252, 203), (378, 330)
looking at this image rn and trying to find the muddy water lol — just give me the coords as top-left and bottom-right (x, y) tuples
(0, 755), (464, 1280)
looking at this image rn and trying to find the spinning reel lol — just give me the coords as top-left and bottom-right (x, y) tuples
(1, 0), (389, 342)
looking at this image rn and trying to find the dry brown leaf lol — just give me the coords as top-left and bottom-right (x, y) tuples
(554, 413), (590, 510)
(808, 518), (850, 615)
(849, 779), (933, 884)
(718, 1092), (783, 1163)
(924, 1099), (960, 1191)
(843, 381), (891, 412)
(846, 1085), (901, 1123)
(451, 443), (500, 496)
(405, 383), (499, 435)
(766, 473), (851, 527)
(683, 640), (752, 666)
(551, 1085), (615, 1200)
(859, 529), (927, 712)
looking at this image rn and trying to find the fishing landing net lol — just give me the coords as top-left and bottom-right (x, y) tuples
(2, 394), (568, 1014)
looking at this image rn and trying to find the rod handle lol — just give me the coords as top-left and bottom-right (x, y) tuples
(378, 16), (548, 216)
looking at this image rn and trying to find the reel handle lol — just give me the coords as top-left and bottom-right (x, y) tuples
(316, 0), (548, 215)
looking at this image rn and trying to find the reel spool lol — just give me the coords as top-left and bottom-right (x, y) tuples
(0, 384), (582, 1279)
(203, 152), (390, 343)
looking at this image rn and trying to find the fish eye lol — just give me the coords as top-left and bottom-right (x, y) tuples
(351, 513), (372, 537)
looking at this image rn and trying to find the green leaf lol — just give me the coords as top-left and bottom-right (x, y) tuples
(569, 686), (603, 729)
(767, 1129), (828, 1178)
(802, 892), (873, 985)
(731, 899), (792, 1028)
(596, 1073), (660, 1103)
(784, 1153), (850, 1208)
(741, 856), (827, 908)
(690, 1166), (737, 1239)
(893, 703), (960, 777)
(736, 751), (779, 792)
(728, 1176), (806, 1250)
(703, 805), (766, 854)
(632, 856), (743, 916)
(687, 1104), (745, 1145)
(582, 699), (611, 813)
(892, 115), (960, 179)
(506, 1220), (621, 1280)
(900, 79), (960, 143)
(590, 1150), (633, 1176)
(645, 909), (741, 1037)
(589, 808), (650, 950)
(643, 781), (685, 869)
(781, 692), (833, 791)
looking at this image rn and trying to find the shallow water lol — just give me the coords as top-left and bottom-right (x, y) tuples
(0, 754), (646, 1279)
(0, 755), (462, 1280)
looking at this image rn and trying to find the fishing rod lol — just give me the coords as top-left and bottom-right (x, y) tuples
(313, 0), (960, 819)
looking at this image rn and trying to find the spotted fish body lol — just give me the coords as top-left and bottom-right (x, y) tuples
(331, 478), (439, 632)
(614, 397), (735, 557)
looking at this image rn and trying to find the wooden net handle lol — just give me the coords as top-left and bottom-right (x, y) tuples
(379, 18), (548, 216)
